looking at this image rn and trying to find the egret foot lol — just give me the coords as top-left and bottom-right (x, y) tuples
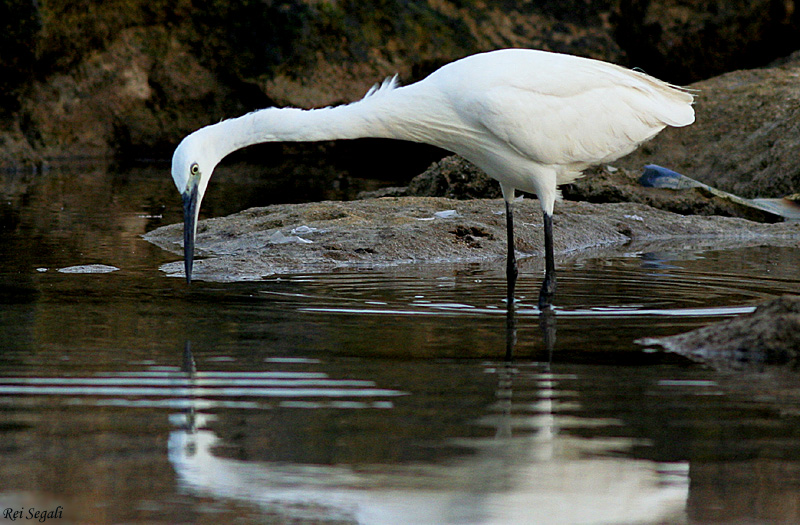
(538, 270), (557, 309)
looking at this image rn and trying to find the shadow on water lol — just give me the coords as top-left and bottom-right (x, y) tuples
(2, 161), (800, 523)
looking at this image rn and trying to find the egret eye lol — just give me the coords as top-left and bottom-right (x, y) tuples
(190, 163), (199, 176)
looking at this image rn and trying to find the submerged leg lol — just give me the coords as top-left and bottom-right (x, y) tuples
(538, 211), (557, 309)
(505, 249), (518, 361)
(538, 305), (556, 363)
(504, 198), (519, 360)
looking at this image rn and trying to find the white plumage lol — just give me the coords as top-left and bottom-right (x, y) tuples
(172, 48), (694, 307)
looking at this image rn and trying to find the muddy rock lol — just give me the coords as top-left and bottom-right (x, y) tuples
(0, 120), (44, 169)
(639, 295), (800, 413)
(619, 54), (800, 200)
(4, 1), (800, 168)
(0, 0), (622, 168)
(405, 156), (502, 200)
(639, 295), (800, 370)
(20, 26), (238, 161)
(143, 197), (800, 282)
(399, 156), (789, 222)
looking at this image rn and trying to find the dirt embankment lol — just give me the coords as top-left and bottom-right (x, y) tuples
(3, 1), (800, 169)
(144, 197), (800, 282)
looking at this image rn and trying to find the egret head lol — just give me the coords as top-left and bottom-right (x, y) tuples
(171, 130), (220, 284)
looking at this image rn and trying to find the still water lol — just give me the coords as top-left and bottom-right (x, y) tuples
(1, 162), (800, 524)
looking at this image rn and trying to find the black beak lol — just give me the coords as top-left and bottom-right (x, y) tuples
(182, 184), (199, 284)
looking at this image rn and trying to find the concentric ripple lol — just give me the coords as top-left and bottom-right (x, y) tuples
(259, 246), (799, 321)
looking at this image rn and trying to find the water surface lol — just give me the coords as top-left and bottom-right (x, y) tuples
(1, 162), (800, 524)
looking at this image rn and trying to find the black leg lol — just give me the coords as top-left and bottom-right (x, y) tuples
(538, 211), (557, 309)
(504, 199), (519, 360)
(505, 200), (518, 285)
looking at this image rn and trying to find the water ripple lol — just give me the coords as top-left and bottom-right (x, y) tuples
(0, 368), (406, 408)
(271, 248), (799, 323)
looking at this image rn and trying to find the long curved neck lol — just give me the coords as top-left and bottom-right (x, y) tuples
(201, 83), (448, 163)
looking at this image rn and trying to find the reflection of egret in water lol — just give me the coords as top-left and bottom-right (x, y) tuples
(504, 270), (556, 363)
(497, 272), (557, 459)
(170, 342), (200, 467)
(179, 342), (197, 431)
(169, 327), (689, 524)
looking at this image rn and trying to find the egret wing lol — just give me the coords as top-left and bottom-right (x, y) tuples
(447, 50), (694, 167)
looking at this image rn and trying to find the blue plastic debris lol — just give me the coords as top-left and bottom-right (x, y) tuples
(637, 164), (800, 221)
(639, 165), (701, 189)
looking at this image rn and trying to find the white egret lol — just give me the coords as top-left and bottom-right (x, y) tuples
(171, 48), (694, 307)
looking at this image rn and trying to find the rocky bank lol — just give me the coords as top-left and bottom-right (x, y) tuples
(384, 157), (799, 223)
(3, 0), (800, 169)
(144, 197), (800, 282)
(619, 51), (800, 199)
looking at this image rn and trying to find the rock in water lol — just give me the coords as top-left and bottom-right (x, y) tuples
(638, 295), (800, 370)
